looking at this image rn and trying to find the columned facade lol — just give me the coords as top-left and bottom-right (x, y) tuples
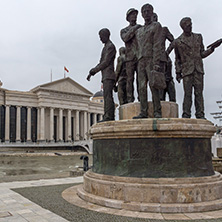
(0, 77), (104, 144)
(0, 106), (102, 143)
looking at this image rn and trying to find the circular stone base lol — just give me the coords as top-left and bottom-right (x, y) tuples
(78, 171), (222, 213)
(63, 185), (222, 220)
(85, 118), (219, 213)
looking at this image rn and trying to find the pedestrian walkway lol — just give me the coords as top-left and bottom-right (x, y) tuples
(0, 177), (83, 222)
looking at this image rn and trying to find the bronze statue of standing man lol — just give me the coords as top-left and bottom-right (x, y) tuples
(115, 47), (127, 105)
(174, 17), (216, 119)
(87, 28), (116, 121)
(152, 13), (176, 102)
(133, 4), (162, 119)
(120, 8), (141, 103)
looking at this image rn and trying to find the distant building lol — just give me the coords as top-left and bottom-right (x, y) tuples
(92, 90), (104, 103)
(0, 77), (104, 144)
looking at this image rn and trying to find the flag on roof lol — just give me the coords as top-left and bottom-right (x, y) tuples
(64, 66), (69, 72)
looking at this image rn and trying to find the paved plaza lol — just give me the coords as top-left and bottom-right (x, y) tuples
(0, 176), (222, 222)
(0, 177), (81, 222)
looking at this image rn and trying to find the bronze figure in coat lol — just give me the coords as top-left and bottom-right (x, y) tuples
(87, 28), (116, 121)
(174, 17), (215, 119)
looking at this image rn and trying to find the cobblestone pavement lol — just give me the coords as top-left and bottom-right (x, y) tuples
(0, 177), (222, 222)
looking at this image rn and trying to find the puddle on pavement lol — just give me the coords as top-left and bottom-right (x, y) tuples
(0, 155), (92, 177)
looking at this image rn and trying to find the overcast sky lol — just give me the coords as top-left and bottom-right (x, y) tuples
(0, 0), (221, 124)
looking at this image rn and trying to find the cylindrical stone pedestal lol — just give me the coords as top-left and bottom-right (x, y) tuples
(78, 171), (222, 213)
(78, 118), (222, 213)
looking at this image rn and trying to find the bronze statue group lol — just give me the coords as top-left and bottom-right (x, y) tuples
(87, 3), (222, 122)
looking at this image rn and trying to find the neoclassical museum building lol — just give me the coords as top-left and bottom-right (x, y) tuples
(0, 77), (104, 145)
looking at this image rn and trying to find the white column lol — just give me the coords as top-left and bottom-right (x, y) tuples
(75, 110), (79, 141)
(93, 113), (97, 125)
(26, 107), (31, 142)
(87, 112), (90, 139)
(39, 107), (45, 142)
(99, 114), (103, 121)
(5, 105), (10, 143)
(84, 111), (87, 140)
(88, 113), (90, 128)
(49, 107), (54, 142)
(59, 108), (63, 142)
(37, 108), (41, 141)
(72, 115), (75, 141)
(67, 109), (72, 142)
(16, 106), (21, 142)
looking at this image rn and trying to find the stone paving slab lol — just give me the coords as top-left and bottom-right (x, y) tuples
(0, 211), (12, 218)
(162, 213), (191, 220)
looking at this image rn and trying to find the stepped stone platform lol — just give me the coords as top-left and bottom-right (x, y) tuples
(79, 171), (222, 213)
(76, 118), (222, 213)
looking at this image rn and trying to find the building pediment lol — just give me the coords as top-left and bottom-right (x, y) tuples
(30, 77), (93, 97)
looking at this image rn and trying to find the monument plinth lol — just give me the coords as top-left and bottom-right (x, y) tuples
(119, 101), (179, 120)
(77, 118), (222, 213)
